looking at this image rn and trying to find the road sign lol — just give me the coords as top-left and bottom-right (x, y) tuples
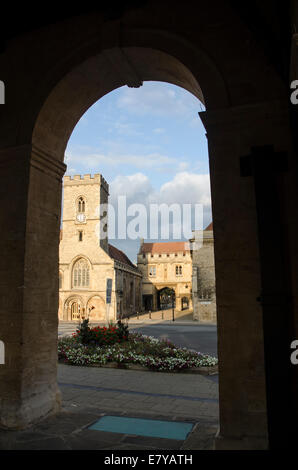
(106, 278), (112, 304)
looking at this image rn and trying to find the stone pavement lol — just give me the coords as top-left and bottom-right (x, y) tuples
(126, 309), (195, 323)
(0, 364), (219, 450)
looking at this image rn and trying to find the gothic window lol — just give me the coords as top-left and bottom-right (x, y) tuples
(78, 231), (83, 241)
(73, 258), (90, 288)
(78, 197), (85, 213)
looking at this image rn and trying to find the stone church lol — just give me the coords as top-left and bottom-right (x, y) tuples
(58, 173), (142, 322)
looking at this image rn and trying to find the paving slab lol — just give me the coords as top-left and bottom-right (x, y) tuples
(0, 363), (218, 450)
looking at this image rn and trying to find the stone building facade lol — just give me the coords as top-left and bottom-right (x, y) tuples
(137, 240), (193, 312)
(58, 174), (142, 322)
(190, 223), (217, 323)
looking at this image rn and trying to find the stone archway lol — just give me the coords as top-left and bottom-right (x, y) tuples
(86, 295), (106, 321)
(64, 295), (85, 322)
(0, 3), (296, 449)
(158, 287), (176, 310)
(181, 296), (189, 310)
(70, 301), (82, 321)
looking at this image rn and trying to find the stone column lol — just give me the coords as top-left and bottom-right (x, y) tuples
(176, 295), (182, 312)
(200, 99), (297, 449)
(0, 144), (66, 429)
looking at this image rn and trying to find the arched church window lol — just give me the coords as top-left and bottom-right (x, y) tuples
(78, 197), (85, 213)
(73, 258), (90, 288)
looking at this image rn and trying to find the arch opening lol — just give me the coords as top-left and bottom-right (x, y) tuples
(31, 43), (229, 160)
(158, 287), (176, 310)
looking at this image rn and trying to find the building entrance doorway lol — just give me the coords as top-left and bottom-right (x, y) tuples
(158, 287), (176, 310)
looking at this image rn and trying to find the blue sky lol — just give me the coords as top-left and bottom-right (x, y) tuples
(65, 81), (211, 263)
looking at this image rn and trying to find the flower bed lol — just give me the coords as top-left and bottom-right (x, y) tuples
(58, 320), (218, 372)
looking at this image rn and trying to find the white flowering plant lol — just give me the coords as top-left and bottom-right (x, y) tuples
(58, 331), (218, 371)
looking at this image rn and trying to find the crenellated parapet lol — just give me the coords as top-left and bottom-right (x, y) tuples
(63, 173), (109, 193)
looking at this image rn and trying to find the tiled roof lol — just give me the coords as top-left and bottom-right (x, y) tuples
(205, 222), (213, 231)
(108, 244), (137, 269)
(140, 241), (190, 254)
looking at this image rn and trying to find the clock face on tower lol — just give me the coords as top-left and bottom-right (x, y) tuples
(76, 213), (86, 223)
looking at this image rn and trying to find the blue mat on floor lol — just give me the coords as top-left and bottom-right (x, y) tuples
(88, 415), (194, 440)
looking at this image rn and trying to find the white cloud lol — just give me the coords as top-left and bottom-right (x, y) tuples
(107, 172), (211, 242)
(158, 172), (211, 206)
(65, 150), (190, 173)
(117, 83), (200, 118)
(108, 171), (211, 209)
(113, 121), (143, 137)
(109, 173), (153, 206)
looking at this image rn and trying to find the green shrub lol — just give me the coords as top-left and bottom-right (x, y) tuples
(116, 319), (129, 340)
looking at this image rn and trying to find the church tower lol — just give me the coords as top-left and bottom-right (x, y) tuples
(61, 173), (109, 253)
(59, 173), (113, 322)
(59, 172), (142, 323)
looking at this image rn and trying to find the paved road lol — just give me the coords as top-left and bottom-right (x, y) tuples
(58, 321), (218, 358)
(129, 324), (217, 358)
